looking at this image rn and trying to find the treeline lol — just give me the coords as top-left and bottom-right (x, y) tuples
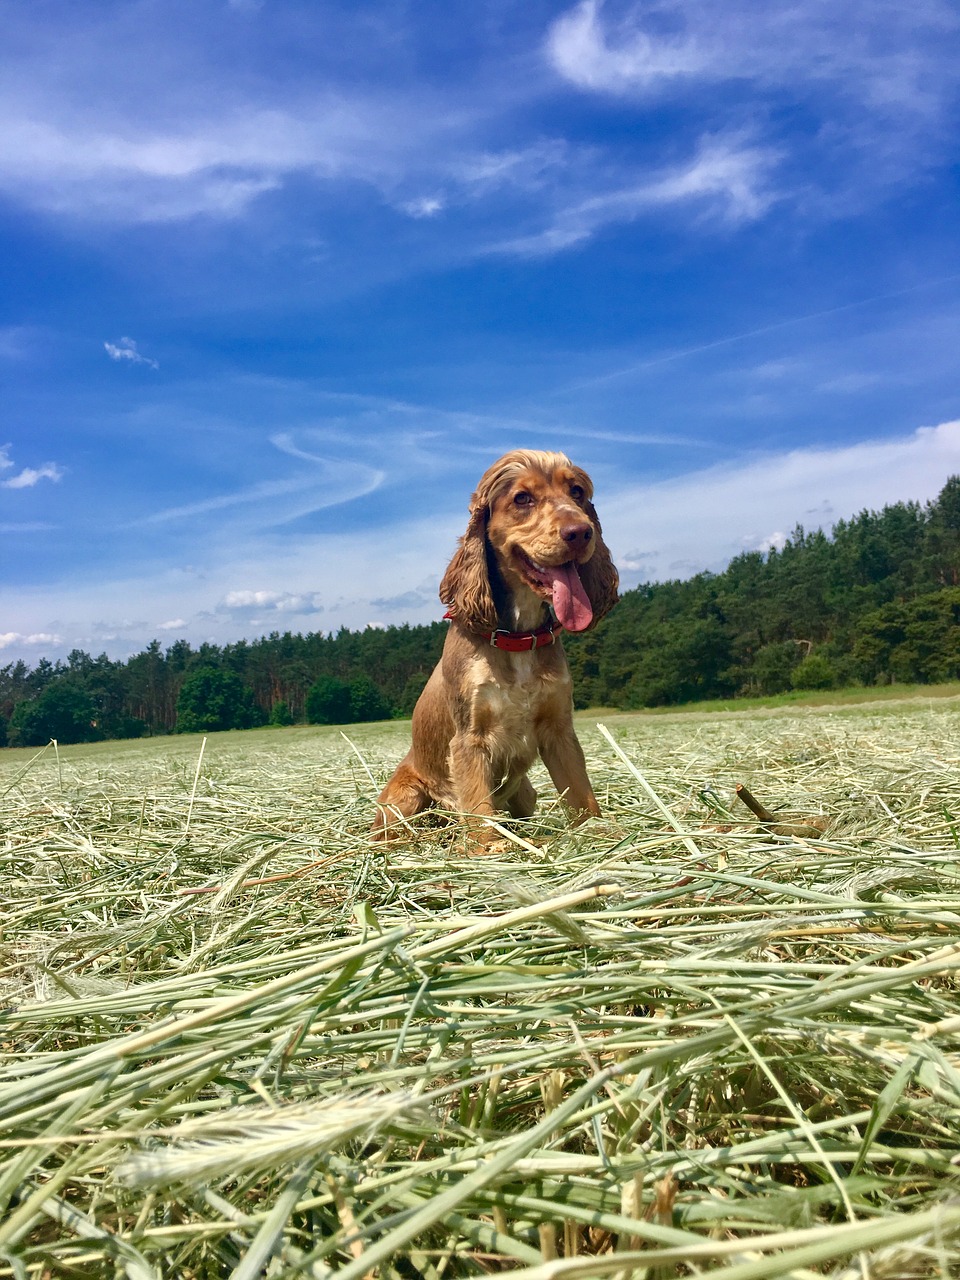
(564, 474), (960, 707)
(3, 477), (960, 746)
(0, 624), (448, 747)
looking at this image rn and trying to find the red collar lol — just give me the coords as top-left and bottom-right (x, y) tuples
(444, 611), (563, 651)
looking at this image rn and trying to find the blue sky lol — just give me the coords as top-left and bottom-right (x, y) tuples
(2, 0), (960, 663)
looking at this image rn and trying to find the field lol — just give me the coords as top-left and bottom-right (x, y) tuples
(3, 701), (960, 1278)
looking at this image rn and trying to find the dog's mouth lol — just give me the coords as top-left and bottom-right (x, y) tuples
(513, 550), (593, 632)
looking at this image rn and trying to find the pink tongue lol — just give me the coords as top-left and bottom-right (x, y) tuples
(546, 562), (593, 632)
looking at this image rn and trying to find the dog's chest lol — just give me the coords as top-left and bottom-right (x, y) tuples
(467, 653), (562, 752)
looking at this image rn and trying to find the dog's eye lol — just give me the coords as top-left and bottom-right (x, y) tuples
(570, 485), (585, 501)
(513, 491), (533, 506)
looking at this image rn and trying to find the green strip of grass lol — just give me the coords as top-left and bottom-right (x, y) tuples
(605, 679), (960, 717)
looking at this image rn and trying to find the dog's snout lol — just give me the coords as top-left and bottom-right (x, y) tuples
(561, 521), (593, 548)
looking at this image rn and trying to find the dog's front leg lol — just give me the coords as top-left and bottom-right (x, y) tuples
(448, 731), (502, 845)
(538, 727), (602, 824)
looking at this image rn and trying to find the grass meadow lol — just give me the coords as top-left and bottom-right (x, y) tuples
(3, 699), (960, 1278)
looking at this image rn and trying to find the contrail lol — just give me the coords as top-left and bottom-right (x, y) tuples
(562, 271), (960, 391)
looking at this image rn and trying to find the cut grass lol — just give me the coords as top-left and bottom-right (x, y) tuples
(1, 701), (960, 1277)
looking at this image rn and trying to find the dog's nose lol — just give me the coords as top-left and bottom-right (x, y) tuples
(561, 522), (593, 548)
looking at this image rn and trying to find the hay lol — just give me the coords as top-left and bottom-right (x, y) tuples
(1, 704), (959, 1277)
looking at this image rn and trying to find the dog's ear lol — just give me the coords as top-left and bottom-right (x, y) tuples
(579, 501), (620, 625)
(439, 501), (498, 632)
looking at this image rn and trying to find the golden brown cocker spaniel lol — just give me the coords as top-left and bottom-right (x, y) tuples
(372, 449), (619, 844)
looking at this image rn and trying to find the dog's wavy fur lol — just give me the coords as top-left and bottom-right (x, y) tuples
(372, 450), (618, 844)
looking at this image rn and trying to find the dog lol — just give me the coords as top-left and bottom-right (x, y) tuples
(372, 450), (619, 844)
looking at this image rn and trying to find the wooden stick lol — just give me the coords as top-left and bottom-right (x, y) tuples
(735, 783), (778, 823)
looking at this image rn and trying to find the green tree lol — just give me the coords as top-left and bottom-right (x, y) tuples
(84, 651), (145, 740)
(176, 668), (262, 734)
(305, 675), (352, 725)
(398, 671), (430, 716)
(269, 699), (294, 726)
(622, 613), (734, 707)
(923, 476), (960, 587)
(348, 675), (393, 722)
(0, 659), (32, 723)
(9, 682), (100, 747)
(6, 472), (960, 728)
(747, 641), (803, 695)
(790, 653), (836, 691)
(853, 589), (960, 684)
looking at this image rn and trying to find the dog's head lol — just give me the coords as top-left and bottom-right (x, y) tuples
(440, 449), (619, 633)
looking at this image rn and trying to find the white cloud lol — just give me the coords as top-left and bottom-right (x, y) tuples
(751, 531), (788, 555)
(104, 337), (159, 369)
(0, 445), (64, 489)
(219, 590), (325, 614)
(601, 419), (960, 584)
(2, 463), (64, 490)
(156, 618), (186, 631)
(0, 631), (62, 650)
(548, 0), (705, 94)
(400, 196), (445, 218)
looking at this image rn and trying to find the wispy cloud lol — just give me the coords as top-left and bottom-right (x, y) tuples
(370, 589), (434, 611)
(104, 337), (159, 369)
(135, 447), (385, 530)
(0, 444), (64, 489)
(0, 326), (37, 360)
(0, 94), (574, 236)
(487, 132), (779, 255)
(0, 65), (465, 225)
(548, 0), (958, 115)
(1, 0), (951, 251)
(564, 272), (960, 391)
(7, 419), (960, 663)
(0, 2), (956, 672)
(0, 102), (376, 222)
(546, 0), (960, 210)
(90, 618), (149, 639)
